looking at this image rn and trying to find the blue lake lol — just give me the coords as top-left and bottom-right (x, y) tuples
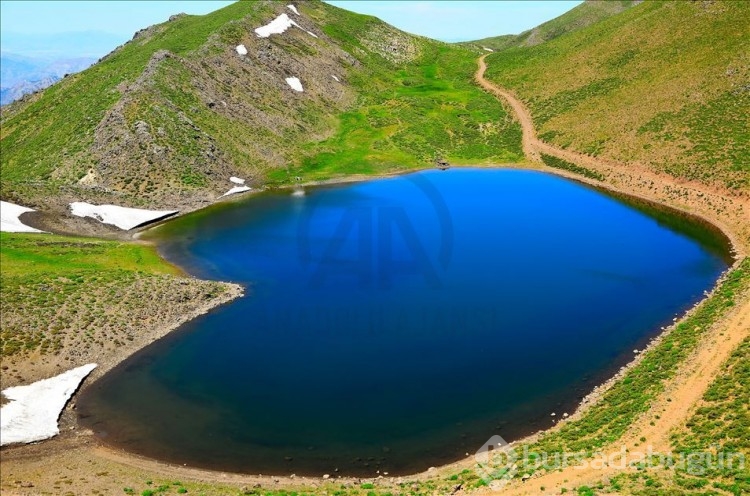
(77, 169), (730, 476)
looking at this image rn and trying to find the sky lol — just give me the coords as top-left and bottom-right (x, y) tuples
(0, 1), (235, 57)
(327, 1), (582, 42)
(1, 0), (582, 58)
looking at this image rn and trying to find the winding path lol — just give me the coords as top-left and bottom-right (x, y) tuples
(476, 54), (671, 179)
(470, 53), (750, 495)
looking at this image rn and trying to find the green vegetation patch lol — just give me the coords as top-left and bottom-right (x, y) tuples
(271, 39), (523, 184)
(0, 232), (178, 279)
(540, 153), (605, 181)
(0, 232), (230, 359)
(608, 336), (750, 495)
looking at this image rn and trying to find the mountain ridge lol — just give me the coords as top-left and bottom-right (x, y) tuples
(0, 0), (521, 235)
(467, 0), (639, 51)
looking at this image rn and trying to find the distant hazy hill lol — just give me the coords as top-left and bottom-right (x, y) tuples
(0, 30), (125, 60)
(469, 0), (639, 51)
(0, 0), (521, 220)
(0, 30), (125, 105)
(484, 0), (749, 192)
(1, 53), (95, 105)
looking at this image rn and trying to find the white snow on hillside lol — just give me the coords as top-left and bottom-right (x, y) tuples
(236, 44), (248, 55)
(230, 176), (246, 184)
(287, 4), (300, 15)
(254, 13), (316, 39)
(286, 77), (304, 92)
(0, 200), (46, 233)
(69, 202), (178, 230)
(0, 364), (97, 446)
(483, 47), (494, 52)
(255, 13), (297, 37)
(221, 186), (252, 197)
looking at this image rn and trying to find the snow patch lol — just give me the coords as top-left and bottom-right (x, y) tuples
(0, 201), (45, 233)
(1, 364), (97, 446)
(331, 75), (340, 82)
(230, 176), (246, 184)
(255, 13), (297, 38)
(221, 186), (251, 198)
(483, 47), (494, 52)
(236, 44), (248, 55)
(287, 4), (300, 16)
(69, 202), (178, 230)
(254, 13), (317, 38)
(286, 77), (304, 92)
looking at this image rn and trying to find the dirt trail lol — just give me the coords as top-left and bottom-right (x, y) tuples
(475, 54), (749, 257)
(475, 56), (540, 163)
(466, 296), (750, 495)
(472, 53), (750, 495)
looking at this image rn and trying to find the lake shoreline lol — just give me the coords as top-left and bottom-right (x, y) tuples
(1, 162), (747, 495)
(83, 165), (742, 471)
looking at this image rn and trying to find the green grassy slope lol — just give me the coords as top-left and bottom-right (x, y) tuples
(273, 5), (523, 182)
(0, 0), (521, 215)
(484, 1), (750, 192)
(470, 0), (637, 51)
(0, 1), (276, 206)
(0, 231), (233, 367)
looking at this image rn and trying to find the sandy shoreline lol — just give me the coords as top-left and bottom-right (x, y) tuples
(1, 55), (748, 495)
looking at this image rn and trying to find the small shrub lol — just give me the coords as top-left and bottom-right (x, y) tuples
(540, 153), (604, 181)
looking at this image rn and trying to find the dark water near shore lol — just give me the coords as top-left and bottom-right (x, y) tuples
(78, 169), (730, 477)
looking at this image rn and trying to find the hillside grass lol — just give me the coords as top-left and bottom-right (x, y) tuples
(270, 43), (523, 183)
(267, 6), (523, 183)
(0, 233), (233, 360)
(1, 0), (523, 206)
(0, 232), (179, 279)
(541, 153), (604, 181)
(0, 1), (272, 204)
(608, 336), (750, 496)
(484, 1), (750, 191)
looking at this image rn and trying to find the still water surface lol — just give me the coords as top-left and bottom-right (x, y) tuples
(78, 169), (729, 476)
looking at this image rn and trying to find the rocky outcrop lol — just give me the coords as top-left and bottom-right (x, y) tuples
(81, 4), (359, 212)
